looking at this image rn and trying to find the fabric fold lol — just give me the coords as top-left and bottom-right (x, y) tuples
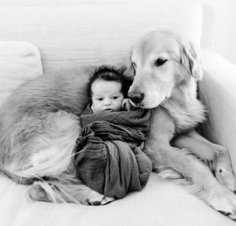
(75, 110), (152, 198)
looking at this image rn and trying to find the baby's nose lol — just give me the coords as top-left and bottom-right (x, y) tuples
(104, 99), (111, 105)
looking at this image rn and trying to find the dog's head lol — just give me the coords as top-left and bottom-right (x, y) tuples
(128, 29), (202, 108)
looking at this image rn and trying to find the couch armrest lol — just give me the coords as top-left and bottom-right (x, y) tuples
(199, 49), (236, 171)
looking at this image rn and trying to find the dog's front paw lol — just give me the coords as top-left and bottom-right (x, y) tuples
(215, 167), (236, 193)
(215, 152), (236, 192)
(28, 182), (115, 205)
(28, 183), (50, 202)
(81, 190), (114, 206)
(207, 186), (236, 221)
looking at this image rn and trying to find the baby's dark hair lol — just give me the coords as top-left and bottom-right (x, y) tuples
(87, 65), (132, 98)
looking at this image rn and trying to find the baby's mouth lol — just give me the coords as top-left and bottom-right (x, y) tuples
(103, 108), (113, 112)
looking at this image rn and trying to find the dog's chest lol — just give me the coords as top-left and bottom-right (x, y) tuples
(163, 99), (206, 133)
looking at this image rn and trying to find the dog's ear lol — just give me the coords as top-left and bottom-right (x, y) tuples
(180, 41), (203, 80)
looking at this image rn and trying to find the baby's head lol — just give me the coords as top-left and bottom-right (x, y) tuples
(88, 65), (130, 113)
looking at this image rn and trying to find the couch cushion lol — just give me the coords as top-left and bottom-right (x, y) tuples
(0, 41), (42, 106)
(0, 173), (234, 226)
(0, 0), (202, 72)
(200, 49), (236, 172)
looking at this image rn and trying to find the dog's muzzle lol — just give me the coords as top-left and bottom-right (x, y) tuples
(128, 92), (144, 106)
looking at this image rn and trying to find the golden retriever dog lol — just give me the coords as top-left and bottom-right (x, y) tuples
(0, 68), (113, 205)
(128, 29), (236, 220)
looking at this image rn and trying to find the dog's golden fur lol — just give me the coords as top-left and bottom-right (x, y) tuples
(128, 29), (236, 220)
(0, 68), (113, 205)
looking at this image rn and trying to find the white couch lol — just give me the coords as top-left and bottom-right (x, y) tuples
(0, 0), (236, 225)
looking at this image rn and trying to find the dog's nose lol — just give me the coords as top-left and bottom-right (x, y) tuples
(128, 92), (144, 105)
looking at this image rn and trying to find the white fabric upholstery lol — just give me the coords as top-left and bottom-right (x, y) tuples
(0, 0), (202, 72)
(0, 0), (235, 226)
(0, 174), (235, 226)
(200, 49), (236, 172)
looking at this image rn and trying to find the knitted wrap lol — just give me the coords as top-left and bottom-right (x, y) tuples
(75, 110), (152, 198)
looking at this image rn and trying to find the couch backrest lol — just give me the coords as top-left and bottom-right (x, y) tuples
(0, 0), (203, 73)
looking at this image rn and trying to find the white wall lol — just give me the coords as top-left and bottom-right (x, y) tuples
(202, 0), (236, 64)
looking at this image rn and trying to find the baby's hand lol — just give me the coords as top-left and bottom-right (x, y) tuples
(122, 98), (132, 111)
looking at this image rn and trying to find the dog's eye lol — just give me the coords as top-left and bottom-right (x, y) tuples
(154, 58), (167, 67)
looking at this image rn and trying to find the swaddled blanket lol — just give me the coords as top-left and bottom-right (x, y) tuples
(75, 109), (152, 199)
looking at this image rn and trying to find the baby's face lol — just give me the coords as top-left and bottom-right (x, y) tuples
(91, 79), (124, 113)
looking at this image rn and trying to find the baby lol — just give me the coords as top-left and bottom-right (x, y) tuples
(87, 65), (132, 113)
(76, 66), (152, 199)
